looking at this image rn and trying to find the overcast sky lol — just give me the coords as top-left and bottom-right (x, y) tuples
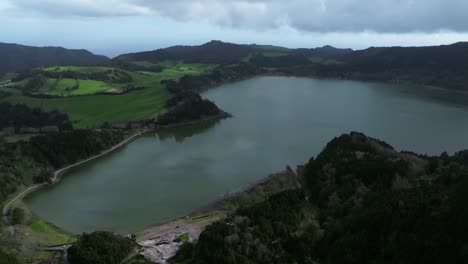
(1, 0), (468, 57)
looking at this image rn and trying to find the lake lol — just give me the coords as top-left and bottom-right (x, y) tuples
(26, 76), (468, 233)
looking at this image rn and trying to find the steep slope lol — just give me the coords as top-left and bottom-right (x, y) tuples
(117, 41), (354, 65)
(0, 43), (109, 72)
(117, 40), (254, 64)
(173, 132), (468, 263)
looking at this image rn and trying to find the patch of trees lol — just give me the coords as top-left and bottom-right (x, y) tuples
(110, 59), (164, 72)
(68, 231), (135, 264)
(173, 132), (468, 263)
(0, 142), (49, 203)
(0, 250), (18, 264)
(157, 92), (222, 126)
(250, 54), (312, 68)
(24, 74), (47, 91)
(117, 40), (254, 65)
(9, 208), (25, 225)
(39, 69), (133, 83)
(165, 63), (260, 94)
(14, 68), (134, 87)
(0, 129), (124, 205)
(24, 129), (125, 168)
(0, 102), (73, 132)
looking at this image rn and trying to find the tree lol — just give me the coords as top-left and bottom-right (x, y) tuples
(68, 231), (135, 264)
(10, 208), (25, 225)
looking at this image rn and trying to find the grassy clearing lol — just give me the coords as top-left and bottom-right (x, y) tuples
(50, 79), (112, 96)
(177, 232), (189, 242)
(1, 63), (218, 127)
(2, 84), (171, 128)
(41, 66), (112, 73)
(135, 62), (217, 80)
(0, 200), (74, 263)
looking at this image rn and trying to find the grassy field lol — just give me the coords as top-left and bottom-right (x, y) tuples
(49, 78), (113, 96)
(1, 62), (219, 128)
(41, 66), (111, 73)
(2, 84), (171, 128)
(134, 62), (217, 79)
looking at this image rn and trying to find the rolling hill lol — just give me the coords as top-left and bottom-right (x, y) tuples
(0, 43), (110, 73)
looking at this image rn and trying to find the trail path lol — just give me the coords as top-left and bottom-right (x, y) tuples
(2, 131), (143, 235)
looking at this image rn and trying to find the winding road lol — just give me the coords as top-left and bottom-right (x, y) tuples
(2, 130), (143, 235)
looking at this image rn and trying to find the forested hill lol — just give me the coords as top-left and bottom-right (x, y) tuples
(116, 40), (468, 90)
(310, 42), (468, 90)
(0, 43), (109, 72)
(115, 40), (351, 65)
(173, 132), (468, 263)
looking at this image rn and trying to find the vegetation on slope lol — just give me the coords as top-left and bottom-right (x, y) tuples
(69, 231), (135, 264)
(0, 249), (18, 264)
(0, 42), (109, 73)
(0, 102), (72, 132)
(0, 129), (125, 205)
(172, 132), (468, 264)
(157, 92), (225, 126)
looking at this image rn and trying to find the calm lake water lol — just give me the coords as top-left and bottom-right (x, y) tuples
(26, 77), (468, 233)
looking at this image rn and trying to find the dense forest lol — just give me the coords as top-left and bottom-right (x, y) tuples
(0, 102), (72, 131)
(119, 40), (468, 91)
(0, 129), (125, 205)
(172, 132), (468, 263)
(165, 62), (260, 94)
(69, 232), (135, 264)
(157, 92), (225, 126)
(0, 249), (18, 264)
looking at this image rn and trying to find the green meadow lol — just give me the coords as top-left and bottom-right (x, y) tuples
(2, 84), (171, 128)
(0, 62), (220, 128)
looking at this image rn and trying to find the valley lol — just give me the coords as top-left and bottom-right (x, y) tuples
(1, 40), (468, 264)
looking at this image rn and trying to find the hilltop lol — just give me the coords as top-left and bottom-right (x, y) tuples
(0, 43), (109, 73)
(173, 132), (468, 263)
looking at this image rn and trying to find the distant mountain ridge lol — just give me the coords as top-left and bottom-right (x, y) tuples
(0, 43), (109, 72)
(116, 40), (353, 64)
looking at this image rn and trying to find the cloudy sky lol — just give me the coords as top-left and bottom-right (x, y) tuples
(1, 0), (468, 57)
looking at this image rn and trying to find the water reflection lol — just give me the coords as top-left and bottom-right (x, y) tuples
(155, 119), (222, 143)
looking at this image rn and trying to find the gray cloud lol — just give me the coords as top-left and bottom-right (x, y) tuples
(4, 0), (468, 33)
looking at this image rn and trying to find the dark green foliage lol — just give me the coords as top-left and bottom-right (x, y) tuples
(0, 250), (18, 264)
(157, 92), (221, 125)
(118, 40), (254, 65)
(110, 59), (164, 72)
(0, 129), (124, 204)
(9, 207), (25, 224)
(172, 190), (310, 264)
(13, 68), (134, 85)
(24, 74), (46, 91)
(0, 143), (47, 203)
(165, 62), (259, 94)
(68, 231), (134, 264)
(0, 42), (109, 72)
(25, 129), (125, 168)
(313, 42), (468, 90)
(250, 54), (312, 68)
(174, 132), (468, 264)
(0, 102), (73, 131)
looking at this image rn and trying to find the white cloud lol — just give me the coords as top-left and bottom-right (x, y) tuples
(3, 0), (468, 33)
(10, 0), (152, 17)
